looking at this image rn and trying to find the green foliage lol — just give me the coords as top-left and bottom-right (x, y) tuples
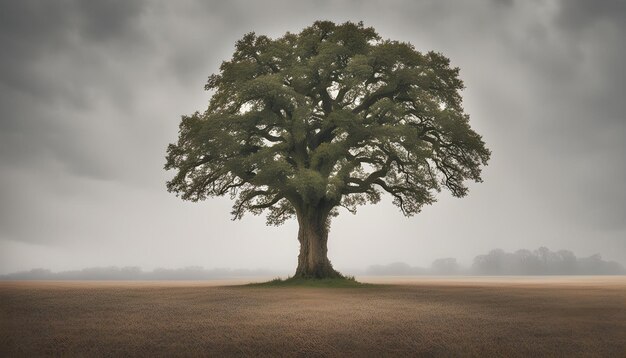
(165, 20), (490, 224)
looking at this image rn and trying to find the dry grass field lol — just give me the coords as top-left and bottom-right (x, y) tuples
(1, 276), (625, 357)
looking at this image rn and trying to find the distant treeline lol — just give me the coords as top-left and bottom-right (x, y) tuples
(366, 247), (625, 275)
(2, 247), (624, 280)
(0, 266), (280, 281)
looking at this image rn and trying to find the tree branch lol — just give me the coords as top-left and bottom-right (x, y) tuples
(342, 158), (392, 194)
(351, 85), (397, 114)
(250, 193), (284, 210)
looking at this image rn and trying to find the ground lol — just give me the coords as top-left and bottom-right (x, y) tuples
(1, 276), (625, 357)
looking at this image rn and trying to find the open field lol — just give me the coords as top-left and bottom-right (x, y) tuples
(1, 276), (625, 357)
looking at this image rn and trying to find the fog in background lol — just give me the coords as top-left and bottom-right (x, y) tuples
(1, 0), (625, 274)
(366, 247), (625, 276)
(3, 247), (623, 280)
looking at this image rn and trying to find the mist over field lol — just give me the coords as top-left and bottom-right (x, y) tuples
(3, 247), (622, 280)
(0, 267), (282, 281)
(366, 247), (625, 276)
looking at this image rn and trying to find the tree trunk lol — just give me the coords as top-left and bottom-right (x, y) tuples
(294, 207), (343, 279)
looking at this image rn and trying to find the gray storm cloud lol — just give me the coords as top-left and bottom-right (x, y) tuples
(0, 0), (624, 274)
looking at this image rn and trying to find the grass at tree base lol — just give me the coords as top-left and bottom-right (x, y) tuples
(247, 275), (374, 288)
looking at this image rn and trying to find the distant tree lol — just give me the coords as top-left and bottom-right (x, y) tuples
(165, 21), (490, 278)
(431, 258), (459, 274)
(513, 249), (541, 275)
(577, 253), (624, 275)
(473, 249), (503, 274)
(472, 247), (625, 275)
(555, 249), (577, 274)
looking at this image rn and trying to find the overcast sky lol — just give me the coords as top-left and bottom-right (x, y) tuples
(1, 0), (625, 274)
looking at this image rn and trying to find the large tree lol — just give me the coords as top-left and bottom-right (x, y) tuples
(165, 21), (490, 279)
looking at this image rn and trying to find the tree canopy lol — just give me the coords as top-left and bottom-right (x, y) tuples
(165, 20), (490, 226)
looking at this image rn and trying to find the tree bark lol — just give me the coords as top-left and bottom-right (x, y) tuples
(294, 206), (343, 279)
